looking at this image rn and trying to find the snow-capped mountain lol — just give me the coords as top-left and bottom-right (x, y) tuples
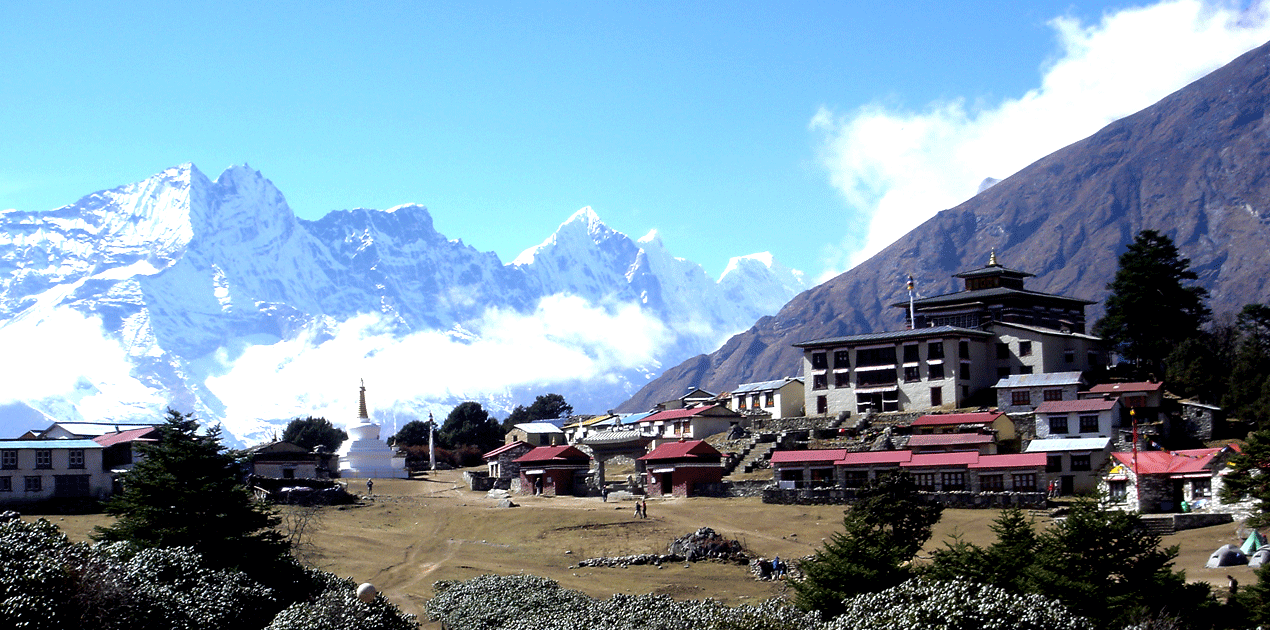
(0, 164), (805, 445)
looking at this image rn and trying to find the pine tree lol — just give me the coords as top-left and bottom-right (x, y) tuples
(95, 409), (290, 578)
(280, 416), (347, 452)
(1094, 230), (1210, 375)
(791, 472), (942, 619)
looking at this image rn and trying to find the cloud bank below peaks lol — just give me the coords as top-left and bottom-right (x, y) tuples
(812, 0), (1270, 280)
(204, 294), (670, 431)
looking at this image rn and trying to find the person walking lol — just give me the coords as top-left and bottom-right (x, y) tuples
(634, 500), (642, 518)
(640, 499), (648, 519)
(366, 479), (373, 494)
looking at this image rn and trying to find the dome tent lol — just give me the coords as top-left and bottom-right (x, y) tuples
(1206, 544), (1248, 568)
(1249, 547), (1270, 568)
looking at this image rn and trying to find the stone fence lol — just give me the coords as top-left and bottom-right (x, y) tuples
(761, 487), (1047, 509)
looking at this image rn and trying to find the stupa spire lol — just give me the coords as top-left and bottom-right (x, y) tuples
(988, 249), (999, 267)
(358, 379), (369, 419)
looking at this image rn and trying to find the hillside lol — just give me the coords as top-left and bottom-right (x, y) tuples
(619, 38), (1270, 412)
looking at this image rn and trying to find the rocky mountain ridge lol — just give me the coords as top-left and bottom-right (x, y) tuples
(619, 37), (1270, 412)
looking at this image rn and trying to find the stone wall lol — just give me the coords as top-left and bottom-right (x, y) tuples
(761, 487), (1046, 509)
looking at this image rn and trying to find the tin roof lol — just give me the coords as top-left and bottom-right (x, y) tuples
(907, 433), (994, 447)
(795, 325), (990, 348)
(513, 422), (565, 434)
(638, 439), (721, 461)
(0, 439), (102, 450)
(92, 426), (159, 447)
(1035, 398), (1118, 413)
(1089, 381), (1164, 394)
(901, 451), (983, 468)
(835, 450), (914, 466)
(514, 445), (590, 463)
(896, 286), (1095, 309)
(733, 377), (802, 394)
(483, 440), (532, 459)
(1024, 437), (1112, 452)
(911, 412), (1005, 427)
(994, 371), (1085, 389)
(1110, 446), (1236, 475)
(969, 453), (1047, 469)
(640, 404), (733, 423)
(770, 449), (849, 464)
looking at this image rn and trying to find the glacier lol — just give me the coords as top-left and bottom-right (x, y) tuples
(0, 164), (805, 446)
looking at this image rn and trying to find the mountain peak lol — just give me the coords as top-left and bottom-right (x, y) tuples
(565, 206), (602, 227)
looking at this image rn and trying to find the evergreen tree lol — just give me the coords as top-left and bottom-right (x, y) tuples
(502, 393), (573, 432)
(280, 416), (347, 452)
(95, 409), (291, 579)
(392, 419), (434, 447)
(1224, 303), (1270, 427)
(439, 402), (502, 452)
(1221, 428), (1270, 527)
(1094, 230), (1210, 375)
(791, 472), (942, 619)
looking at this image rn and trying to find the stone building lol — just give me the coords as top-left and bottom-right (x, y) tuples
(1101, 446), (1241, 513)
(514, 445), (590, 496)
(638, 439), (723, 497)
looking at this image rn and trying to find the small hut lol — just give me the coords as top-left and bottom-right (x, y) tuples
(638, 439), (723, 497)
(513, 445), (590, 496)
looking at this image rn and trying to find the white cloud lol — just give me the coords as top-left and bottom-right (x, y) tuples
(814, 0), (1270, 280)
(0, 308), (163, 415)
(204, 294), (670, 430)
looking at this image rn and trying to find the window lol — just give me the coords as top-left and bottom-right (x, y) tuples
(1046, 454), (1063, 473)
(812, 374), (827, 390)
(996, 343), (1009, 359)
(282, 468), (295, 479)
(1012, 473), (1037, 492)
(928, 362), (945, 379)
(843, 471), (868, 488)
(834, 371), (851, 388)
(24, 476), (41, 492)
(1019, 341), (1032, 356)
(857, 347), (897, 367)
(53, 475), (89, 497)
(764, 393), (774, 408)
(1079, 415), (1100, 433)
(0, 476), (9, 492)
(35, 450), (51, 470)
(959, 362), (970, 380)
(959, 340), (970, 359)
(811, 352), (827, 369)
(737, 397), (747, 410)
(1108, 479), (1128, 502)
(1088, 350), (1102, 366)
(1011, 391), (1031, 406)
(913, 473), (936, 491)
(68, 449), (84, 469)
(980, 474), (1004, 491)
(997, 367), (1012, 379)
(1043, 389), (1063, 402)
(1019, 366), (1033, 374)
(1070, 454), (1091, 471)
(903, 344), (920, 363)
(816, 396), (827, 414)
(857, 369), (898, 386)
(834, 350), (850, 369)
(1064, 349), (1075, 364)
(904, 366), (920, 382)
(1, 450), (15, 470)
(1049, 415), (1069, 435)
(928, 342), (944, 359)
(941, 472), (966, 491)
(930, 387), (942, 406)
(1192, 478), (1211, 498)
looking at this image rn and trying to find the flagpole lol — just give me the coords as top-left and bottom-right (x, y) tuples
(907, 275), (916, 329)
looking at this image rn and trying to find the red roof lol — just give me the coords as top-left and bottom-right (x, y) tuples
(911, 412), (1005, 427)
(835, 450), (913, 466)
(1089, 381), (1163, 395)
(770, 449), (848, 465)
(483, 440), (532, 460)
(1110, 446), (1235, 475)
(638, 439), (721, 461)
(640, 405), (722, 423)
(969, 453), (1047, 469)
(901, 451), (982, 468)
(907, 433), (993, 447)
(1035, 398), (1118, 413)
(92, 426), (159, 447)
(514, 445), (590, 464)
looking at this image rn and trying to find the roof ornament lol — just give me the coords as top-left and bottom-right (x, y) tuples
(358, 379), (369, 419)
(988, 249), (999, 267)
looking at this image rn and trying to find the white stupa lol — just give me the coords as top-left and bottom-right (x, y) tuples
(338, 381), (408, 479)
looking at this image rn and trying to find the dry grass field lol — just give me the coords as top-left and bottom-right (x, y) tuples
(29, 469), (1261, 628)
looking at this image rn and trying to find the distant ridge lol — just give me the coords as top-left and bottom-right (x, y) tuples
(619, 38), (1270, 412)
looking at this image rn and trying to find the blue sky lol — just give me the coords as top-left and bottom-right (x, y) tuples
(4, 1), (1270, 282)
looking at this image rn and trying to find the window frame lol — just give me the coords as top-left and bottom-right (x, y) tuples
(35, 450), (52, 470)
(1048, 415), (1069, 435)
(0, 450), (16, 470)
(1078, 415), (1100, 433)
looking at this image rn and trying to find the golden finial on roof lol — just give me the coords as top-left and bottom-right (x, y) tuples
(358, 380), (369, 419)
(988, 249), (999, 266)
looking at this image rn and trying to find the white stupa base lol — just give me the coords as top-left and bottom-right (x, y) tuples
(338, 418), (409, 479)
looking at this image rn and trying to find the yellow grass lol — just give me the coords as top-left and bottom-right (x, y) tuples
(27, 469), (1254, 628)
